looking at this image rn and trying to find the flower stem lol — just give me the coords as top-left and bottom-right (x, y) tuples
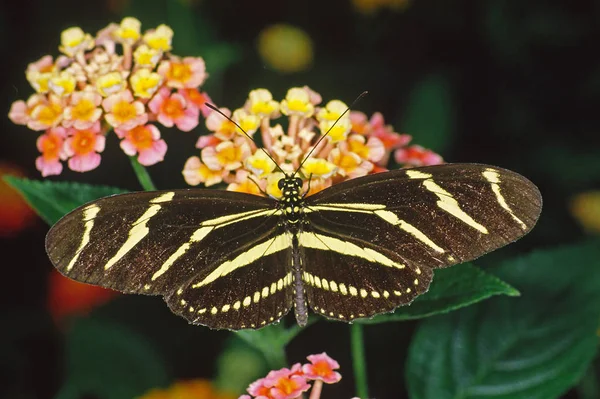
(129, 156), (157, 191)
(308, 380), (323, 399)
(350, 323), (369, 399)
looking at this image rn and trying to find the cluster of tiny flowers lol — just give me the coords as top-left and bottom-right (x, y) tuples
(9, 17), (210, 176)
(183, 87), (442, 197)
(239, 353), (343, 399)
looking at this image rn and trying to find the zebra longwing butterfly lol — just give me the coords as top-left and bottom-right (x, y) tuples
(45, 163), (541, 330)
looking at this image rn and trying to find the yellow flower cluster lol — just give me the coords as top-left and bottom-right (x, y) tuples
(183, 86), (408, 198)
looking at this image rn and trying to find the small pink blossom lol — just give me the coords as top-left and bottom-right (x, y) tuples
(35, 127), (67, 176)
(201, 140), (251, 171)
(63, 121), (105, 172)
(8, 101), (29, 126)
(344, 134), (385, 163)
(182, 156), (227, 186)
(158, 56), (207, 89)
(263, 368), (310, 399)
(302, 352), (342, 384)
(205, 107), (236, 139)
(116, 124), (167, 166)
(247, 377), (273, 398)
(368, 112), (411, 150)
(102, 89), (148, 130)
(196, 134), (221, 149)
(179, 88), (212, 117)
(148, 87), (199, 131)
(394, 144), (443, 167)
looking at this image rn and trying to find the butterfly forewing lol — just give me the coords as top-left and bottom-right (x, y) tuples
(45, 189), (293, 328)
(302, 163), (541, 320)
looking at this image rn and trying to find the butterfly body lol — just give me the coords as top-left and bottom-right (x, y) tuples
(46, 163), (542, 330)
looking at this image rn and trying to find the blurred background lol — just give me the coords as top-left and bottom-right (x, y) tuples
(1, 0), (599, 398)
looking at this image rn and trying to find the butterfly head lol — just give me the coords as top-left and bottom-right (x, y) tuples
(278, 176), (304, 222)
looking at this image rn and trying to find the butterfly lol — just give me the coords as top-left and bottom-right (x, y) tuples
(45, 161), (541, 330)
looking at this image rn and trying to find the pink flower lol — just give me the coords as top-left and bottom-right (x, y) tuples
(301, 352), (342, 384)
(205, 107), (236, 139)
(8, 101), (29, 126)
(179, 88), (212, 117)
(116, 124), (167, 166)
(148, 87), (199, 131)
(344, 134), (385, 163)
(158, 56), (207, 89)
(394, 144), (443, 167)
(196, 134), (221, 149)
(182, 156), (227, 187)
(201, 140), (251, 171)
(102, 89), (148, 130)
(368, 112), (411, 150)
(63, 122), (105, 172)
(35, 127), (67, 176)
(247, 377), (274, 399)
(238, 396), (252, 399)
(63, 91), (103, 129)
(263, 368), (310, 399)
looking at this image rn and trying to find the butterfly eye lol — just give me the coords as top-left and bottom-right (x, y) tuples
(294, 178), (302, 187)
(277, 179), (285, 190)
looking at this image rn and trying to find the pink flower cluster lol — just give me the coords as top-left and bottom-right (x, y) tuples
(239, 353), (342, 399)
(8, 17), (210, 176)
(183, 87), (443, 198)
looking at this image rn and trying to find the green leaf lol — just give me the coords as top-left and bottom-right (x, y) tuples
(400, 73), (455, 154)
(358, 263), (518, 324)
(3, 177), (128, 225)
(55, 318), (169, 399)
(214, 337), (270, 394)
(406, 240), (600, 399)
(234, 323), (304, 369)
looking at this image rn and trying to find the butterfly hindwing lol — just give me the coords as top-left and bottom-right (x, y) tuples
(299, 223), (432, 321)
(167, 225), (294, 329)
(301, 163), (542, 320)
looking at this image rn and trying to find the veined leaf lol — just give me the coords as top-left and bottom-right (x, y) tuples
(358, 263), (518, 324)
(406, 240), (600, 399)
(4, 177), (128, 225)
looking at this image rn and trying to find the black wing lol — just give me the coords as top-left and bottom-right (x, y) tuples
(300, 163), (542, 321)
(46, 189), (293, 330)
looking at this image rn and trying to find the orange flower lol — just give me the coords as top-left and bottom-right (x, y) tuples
(35, 127), (67, 176)
(138, 379), (235, 399)
(63, 122), (106, 172)
(0, 162), (37, 236)
(48, 270), (117, 321)
(301, 353), (342, 384)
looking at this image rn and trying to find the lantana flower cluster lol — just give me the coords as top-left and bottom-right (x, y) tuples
(9, 17), (210, 176)
(183, 87), (442, 197)
(239, 353), (344, 399)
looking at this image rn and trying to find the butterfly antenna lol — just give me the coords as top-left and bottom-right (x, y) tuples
(293, 91), (369, 177)
(205, 103), (286, 175)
